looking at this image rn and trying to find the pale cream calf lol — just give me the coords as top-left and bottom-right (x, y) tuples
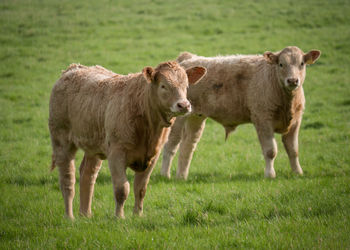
(161, 47), (321, 179)
(49, 62), (206, 218)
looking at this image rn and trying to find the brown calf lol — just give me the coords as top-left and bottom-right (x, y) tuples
(49, 62), (206, 218)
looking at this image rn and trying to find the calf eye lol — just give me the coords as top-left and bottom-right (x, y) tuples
(161, 85), (166, 89)
(301, 62), (304, 66)
(279, 63), (283, 68)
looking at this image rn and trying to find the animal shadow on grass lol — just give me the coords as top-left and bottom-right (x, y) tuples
(5, 171), (115, 187)
(151, 167), (348, 185)
(150, 171), (262, 184)
(7, 168), (342, 188)
(0, 229), (17, 242)
(340, 99), (350, 106)
(95, 171), (141, 185)
(93, 169), (262, 185)
(298, 168), (350, 179)
(5, 175), (57, 187)
(303, 121), (325, 129)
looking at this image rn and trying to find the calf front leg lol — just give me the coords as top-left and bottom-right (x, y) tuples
(133, 164), (155, 216)
(161, 116), (187, 178)
(282, 119), (303, 175)
(108, 147), (129, 218)
(79, 155), (102, 217)
(177, 115), (206, 180)
(254, 122), (277, 178)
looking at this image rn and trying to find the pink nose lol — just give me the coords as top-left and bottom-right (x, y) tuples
(177, 100), (191, 112)
(287, 78), (299, 86)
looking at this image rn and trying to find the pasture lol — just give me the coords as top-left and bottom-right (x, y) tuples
(0, 0), (349, 248)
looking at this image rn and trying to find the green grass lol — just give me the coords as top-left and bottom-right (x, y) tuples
(1, 0), (350, 248)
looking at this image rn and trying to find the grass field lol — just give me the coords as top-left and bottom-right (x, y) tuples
(1, 0), (350, 248)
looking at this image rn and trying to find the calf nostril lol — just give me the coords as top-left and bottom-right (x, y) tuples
(177, 101), (190, 110)
(287, 78), (298, 85)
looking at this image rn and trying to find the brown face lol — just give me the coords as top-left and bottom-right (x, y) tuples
(264, 47), (321, 91)
(156, 70), (190, 115)
(143, 62), (206, 116)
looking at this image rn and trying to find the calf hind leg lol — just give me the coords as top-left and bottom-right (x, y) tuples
(79, 155), (103, 217)
(53, 142), (78, 219)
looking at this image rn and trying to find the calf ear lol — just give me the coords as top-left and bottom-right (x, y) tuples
(186, 66), (207, 85)
(304, 50), (321, 65)
(263, 51), (279, 64)
(142, 66), (154, 83)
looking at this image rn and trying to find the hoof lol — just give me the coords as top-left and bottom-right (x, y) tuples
(264, 168), (276, 178)
(116, 214), (125, 219)
(65, 214), (75, 220)
(115, 211), (125, 219)
(133, 210), (143, 217)
(293, 167), (303, 175)
(79, 211), (92, 218)
(176, 174), (188, 180)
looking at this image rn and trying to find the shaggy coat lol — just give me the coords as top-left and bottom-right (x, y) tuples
(161, 46), (321, 179)
(49, 62), (206, 218)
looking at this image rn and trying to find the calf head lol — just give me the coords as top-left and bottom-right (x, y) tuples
(264, 46), (321, 91)
(143, 61), (206, 116)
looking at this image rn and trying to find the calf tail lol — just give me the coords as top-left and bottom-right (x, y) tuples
(177, 52), (195, 63)
(50, 154), (56, 171)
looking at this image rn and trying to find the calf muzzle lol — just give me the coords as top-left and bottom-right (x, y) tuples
(285, 78), (300, 90)
(173, 100), (191, 114)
